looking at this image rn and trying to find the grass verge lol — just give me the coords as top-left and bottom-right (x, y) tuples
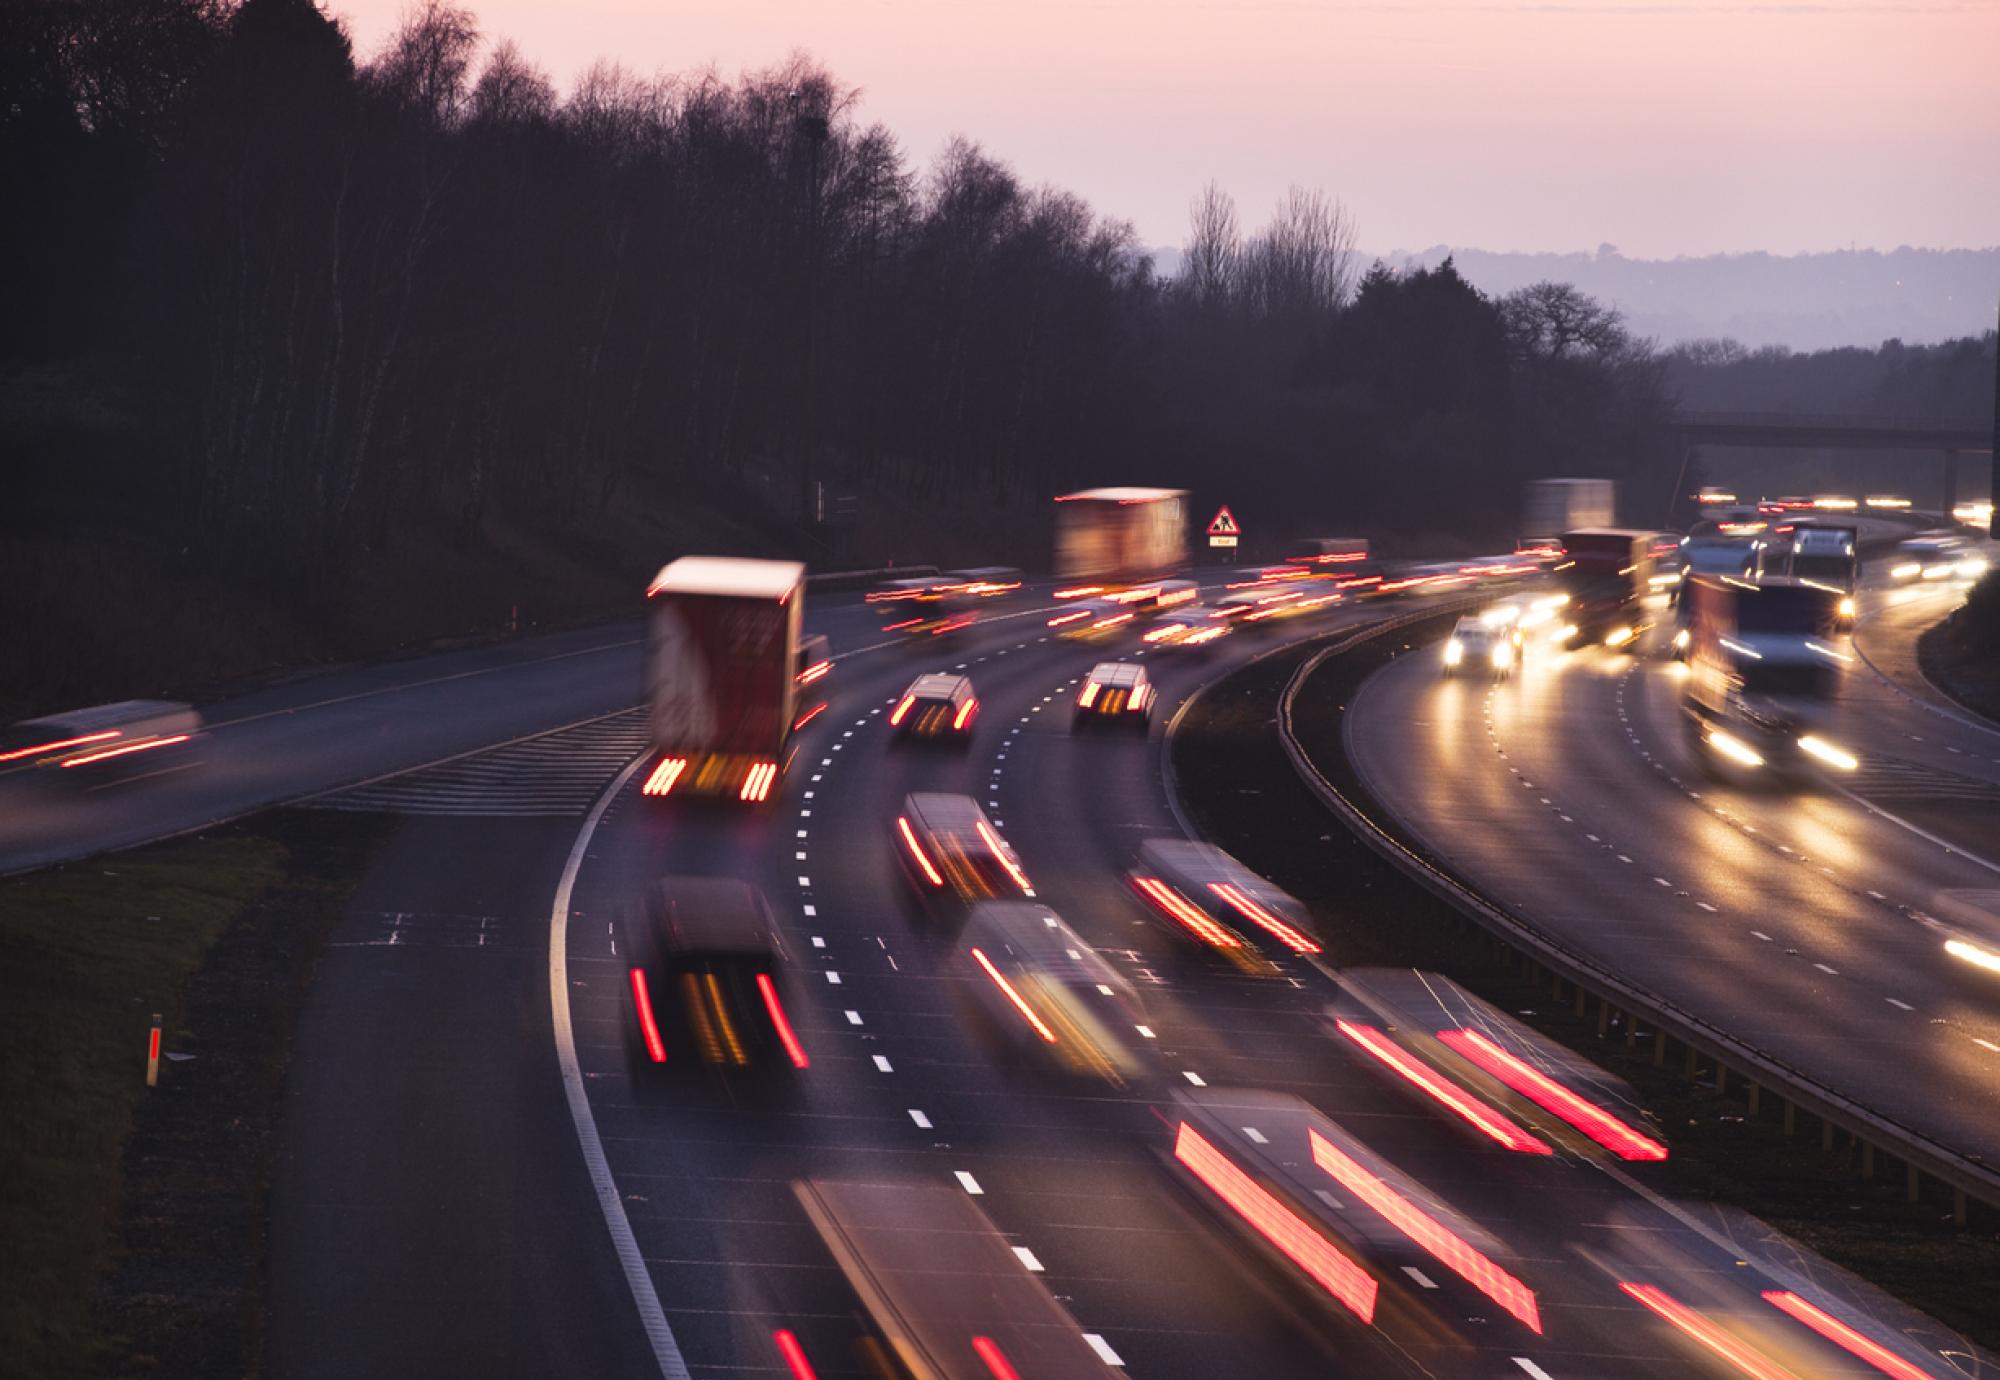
(1918, 568), (2000, 725)
(0, 810), (392, 1378)
(1171, 626), (2000, 1353)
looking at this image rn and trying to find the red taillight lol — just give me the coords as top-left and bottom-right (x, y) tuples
(740, 761), (778, 802)
(885, 617), (921, 631)
(796, 659), (831, 685)
(1308, 1128), (1541, 1333)
(1761, 1292), (1936, 1380)
(1172, 1121), (1376, 1322)
(1335, 1021), (1551, 1155)
(1207, 883), (1320, 955)
(792, 702), (828, 732)
(629, 967), (667, 1063)
(897, 816), (944, 886)
(59, 734), (191, 767)
(642, 756), (687, 796)
(1132, 876), (1242, 949)
(1053, 585), (1102, 599)
(953, 698), (978, 730)
(1048, 610), (1091, 627)
(971, 947), (1057, 1043)
(1620, 1283), (1798, 1380)
(1077, 682), (1100, 709)
(0, 729), (119, 764)
(1435, 1028), (1667, 1161)
(973, 819), (1032, 894)
(756, 972), (810, 1069)
(772, 1329), (818, 1379)
(889, 695), (916, 726)
(971, 1336), (1023, 1380)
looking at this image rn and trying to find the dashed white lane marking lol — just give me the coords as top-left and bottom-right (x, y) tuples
(844, 1010), (863, 1025)
(825, 971), (842, 985)
(1814, 963), (1839, 975)
(1696, 902), (1719, 913)
(1751, 931), (1774, 942)
(810, 936), (824, 948)
(908, 1109), (933, 1129)
(1975, 1038), (2000, 1053)
(797, 875), (811, 887)
(873, 1055), (893, 1072)
(1012, 1246), (1046, 1272)
(795, 851), (807, 861)
(1240, 1126), (1268, 1144)
(1183, 1071), (1207, 1086)
(1514, 1361), (1556, 1380)
(1617, 854), (1635, 864)
(955, 1170), (985, 1195)
(1586, 834), (1601, 843)
(1402, 1266), (1440, 1289)
(1653, 876), (1672, 887)
(1886, 997), (1914, 1011)
(802, 904), (816, 916)
(1135, 1024), (1157, 1039)
(1084, 1335), (1125, 1366)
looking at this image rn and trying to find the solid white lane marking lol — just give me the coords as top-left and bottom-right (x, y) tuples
(547, 752), (693, 1379)
(955, 1171), (985, 1195)
(873, 1055), (894, 1072)
(1012, 1246), (1045, 1272)
(909, 1109), (932, 1129)
(1084, 1335), (1125, 1366)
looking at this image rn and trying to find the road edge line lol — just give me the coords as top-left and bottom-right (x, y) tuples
(548, 750), (693, 1380)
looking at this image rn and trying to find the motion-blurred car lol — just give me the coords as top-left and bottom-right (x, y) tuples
(894, 792), (1034, 908)
(888, 673), (978, 742)
(1046, 598), (1136, 639)
(620, 877), (809, 1077)
(1890, 533), (1969, 581)
(956, 900), (1146, 1084)
(1127, 837), (1321, 961)
(941, 566), (1024, 598)
(1141, 606), (1232, 650)
(0, 700), (202, 779)
(1441, 615), (1516, 679)
(1074, 661), (1154, 729)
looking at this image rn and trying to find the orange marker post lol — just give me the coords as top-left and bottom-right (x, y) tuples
(146, 1013), (162, 1088)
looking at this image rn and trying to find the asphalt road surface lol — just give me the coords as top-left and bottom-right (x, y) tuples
(1345, 550), (2000, 1179)
(264, 579), (1986, 1379)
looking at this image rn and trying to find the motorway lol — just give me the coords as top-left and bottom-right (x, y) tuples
(255, 576), (1987, 1378)
(1345, 551), (2000, 1179)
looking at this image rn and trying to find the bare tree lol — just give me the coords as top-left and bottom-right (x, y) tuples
(467, 39), (552, 125)
(1241, 185), (1357, 320)
(1183, 181), (1239, 309)
(370, 0), (479, 128)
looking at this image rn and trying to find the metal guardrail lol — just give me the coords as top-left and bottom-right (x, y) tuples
(1273, 608), (2000, 1221)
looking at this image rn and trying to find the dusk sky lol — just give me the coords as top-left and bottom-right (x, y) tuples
(334, 0), (2000, 260)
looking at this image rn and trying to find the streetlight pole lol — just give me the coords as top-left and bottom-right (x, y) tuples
(1989, 294), (1998, 539)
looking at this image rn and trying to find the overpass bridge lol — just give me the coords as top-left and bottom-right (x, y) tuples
(1663, 409), (1994, 528)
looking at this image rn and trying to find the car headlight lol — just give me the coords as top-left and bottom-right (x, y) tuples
(1891, 562), (1921, 579)
(1672, 628), (1690, 650)
(1443, 639), (1464, 666)
(1490, 644), (1512, 669)
(1604, 626), (1635, 648)
(1837, 596), (1855, 619)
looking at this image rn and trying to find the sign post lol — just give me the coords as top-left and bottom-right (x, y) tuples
(1206, 506), (1241, 562)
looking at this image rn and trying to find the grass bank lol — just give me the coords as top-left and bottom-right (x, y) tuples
(0, 810), (391, 1378)
(1918, 568), (2000, 724)
(1170, 627), (2000, 1352)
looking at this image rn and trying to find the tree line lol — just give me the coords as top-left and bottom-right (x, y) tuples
(4, 0), (1685, 602)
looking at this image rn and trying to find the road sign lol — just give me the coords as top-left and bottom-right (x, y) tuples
(1206, 506), (1240, 537)
(1208, 535), (1238, 548)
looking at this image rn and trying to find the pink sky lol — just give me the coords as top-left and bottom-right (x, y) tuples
(331, 0), (2000, 259)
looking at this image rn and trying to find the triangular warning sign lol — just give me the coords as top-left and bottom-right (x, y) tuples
(1206, 505), (1240, 536)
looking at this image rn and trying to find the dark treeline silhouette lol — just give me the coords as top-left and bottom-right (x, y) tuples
(1664, 334), (1996, 423)
(3, 0), (1676, 634)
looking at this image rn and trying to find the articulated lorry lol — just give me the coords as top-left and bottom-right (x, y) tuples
(1052, 487), (1188, 590)
(1680, 572), (1857, 778)
(1555, 528), (1653, 649)
(641, 556), (807, 803)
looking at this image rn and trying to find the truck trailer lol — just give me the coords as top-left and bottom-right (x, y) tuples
(1523, 478), (1615, 550)
(1052, 487), (1188, 591)
(641, 556), (806, 803)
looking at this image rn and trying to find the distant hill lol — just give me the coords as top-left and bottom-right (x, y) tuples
(1376, 245), (1999, 351)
